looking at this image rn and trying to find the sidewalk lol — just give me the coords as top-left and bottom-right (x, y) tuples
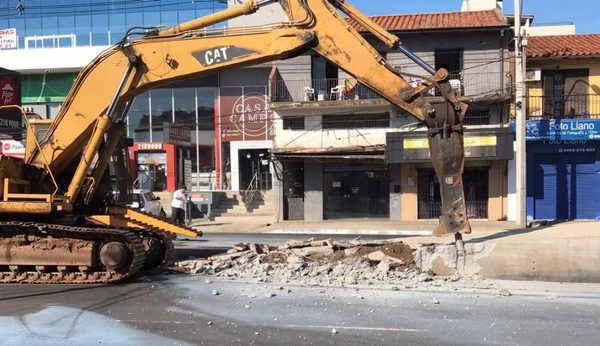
(189, 217), (600, 283)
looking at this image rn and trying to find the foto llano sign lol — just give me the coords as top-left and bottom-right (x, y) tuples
(523, 119), (600, 141)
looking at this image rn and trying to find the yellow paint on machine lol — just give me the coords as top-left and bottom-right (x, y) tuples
(404, 136), (497, 149)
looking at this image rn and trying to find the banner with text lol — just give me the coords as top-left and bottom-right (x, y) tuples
(219, 86), (274, 142)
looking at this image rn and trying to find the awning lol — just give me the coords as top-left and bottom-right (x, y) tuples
(21, 72), (77, 103)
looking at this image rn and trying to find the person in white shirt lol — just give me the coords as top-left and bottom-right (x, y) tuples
(171, 184), (187, 225)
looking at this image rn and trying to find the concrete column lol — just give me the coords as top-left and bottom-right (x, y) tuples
(389, 164), (402, 221)
(304, 162), (323, 221)
(488, 161), (506, 221)
(401, 164), (418, 221)
(272, 160), (284, 222)
(507, 154), (517, 221)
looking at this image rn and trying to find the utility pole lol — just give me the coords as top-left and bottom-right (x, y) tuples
(514, 0), (527, 228)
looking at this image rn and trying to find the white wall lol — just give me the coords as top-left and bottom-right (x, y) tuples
(227, 0), (288, 27)
(0, 46), (109, 73)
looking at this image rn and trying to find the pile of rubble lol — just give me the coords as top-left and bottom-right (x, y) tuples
(176, 237), (463, 287)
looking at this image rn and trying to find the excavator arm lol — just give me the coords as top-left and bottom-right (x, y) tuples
(17, 0), (470, 237)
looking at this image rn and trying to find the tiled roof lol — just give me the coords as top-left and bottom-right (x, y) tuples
(527, 34), (600, 59)
(347, 10), (508, 32)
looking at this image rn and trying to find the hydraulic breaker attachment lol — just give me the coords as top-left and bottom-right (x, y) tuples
(428, 126), (472, 237)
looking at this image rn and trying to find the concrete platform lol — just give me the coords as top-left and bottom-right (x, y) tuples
(189, 218), (600, 283)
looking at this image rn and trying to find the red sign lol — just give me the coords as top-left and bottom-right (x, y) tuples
(0, 76), (18, 106)
(219, 86), (274, 142)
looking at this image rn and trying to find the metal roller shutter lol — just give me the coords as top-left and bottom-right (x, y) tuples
(532, 152), (596, 220)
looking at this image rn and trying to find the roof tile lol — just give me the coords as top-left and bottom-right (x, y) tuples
(527, 34), (600, 59)
(347, 10), (508, 32)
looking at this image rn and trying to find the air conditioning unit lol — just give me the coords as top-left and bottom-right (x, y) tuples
(525, 68), (542, 82)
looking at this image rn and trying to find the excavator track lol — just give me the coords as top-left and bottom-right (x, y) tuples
(0, 221), (146, 284)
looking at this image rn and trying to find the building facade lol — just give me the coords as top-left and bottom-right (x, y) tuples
(524, 34), (600, 221)
(0, 0), (227, 192)
(270, 8), (515, 222)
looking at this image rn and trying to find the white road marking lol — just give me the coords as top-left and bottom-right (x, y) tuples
(282, 324), (428, 333)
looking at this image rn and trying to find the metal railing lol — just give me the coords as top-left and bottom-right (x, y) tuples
(418, 200), (488, 219)
(270, 72), (507, 103)
(527, 94), (600, 120)
(243, 171), (259, 212)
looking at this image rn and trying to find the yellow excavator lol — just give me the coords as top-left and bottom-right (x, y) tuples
(0, 0), (471, 284)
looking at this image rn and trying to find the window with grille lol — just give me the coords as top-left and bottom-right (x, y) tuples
(322, 113), (390, 129)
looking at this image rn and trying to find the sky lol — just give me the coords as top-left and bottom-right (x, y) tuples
(350, 0), (598, 34)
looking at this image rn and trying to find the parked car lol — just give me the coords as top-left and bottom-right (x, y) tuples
(130, 189), (166, 218)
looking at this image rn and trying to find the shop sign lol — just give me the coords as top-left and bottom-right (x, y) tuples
(403, 136), (497, 149)
(0, 76), (19, 107)
(0, 71), (22, 139)
(219, 86), (274, 142)
(0, 28), (17, 49)
(137, 142), (163, 151)
(521, 119), (600, 141)
(137, 152), (167, 165)
(0, 140), (25, 158)
(165, 124), (191, 146)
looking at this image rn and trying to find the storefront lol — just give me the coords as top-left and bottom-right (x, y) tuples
(275, 149), (388, 222)
(525, 119), (600, 221)
(216, 85), (274, 192)
(387, 127), (513, 221)
(129, 124), (193, 192)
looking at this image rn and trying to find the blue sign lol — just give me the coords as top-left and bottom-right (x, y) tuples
(512, 119), (600, 141)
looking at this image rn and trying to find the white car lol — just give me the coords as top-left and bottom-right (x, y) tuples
(131, 189), (167, 218)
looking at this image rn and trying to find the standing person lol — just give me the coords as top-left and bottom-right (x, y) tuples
(171, 184), (187, 225)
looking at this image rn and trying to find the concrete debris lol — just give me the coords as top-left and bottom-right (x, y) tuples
(497, 289), (512, 297)
(176, 237), (484, 288)
(212, 290), (220, 296)
(331, 328), (338, 335)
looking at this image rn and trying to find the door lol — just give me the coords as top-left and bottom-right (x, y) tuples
(532, 152), (596, 220)
(238, 149), (272, 191)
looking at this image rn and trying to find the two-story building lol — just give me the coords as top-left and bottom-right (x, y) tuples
(525, 34), (600, 221)
(269, 5), (515, 222)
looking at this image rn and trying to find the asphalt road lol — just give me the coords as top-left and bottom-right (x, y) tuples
(2, 270), (600, 345)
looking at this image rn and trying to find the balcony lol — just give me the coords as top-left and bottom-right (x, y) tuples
(527, 94), (600, 120)
(269, 72), (507, 103)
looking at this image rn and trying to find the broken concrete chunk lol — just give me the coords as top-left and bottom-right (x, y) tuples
(291, 246), (334, 257)
(284, 239), (310, 249)
(233, 243), (249, 251)
(497, 289), (512, 297)
(249, 243), (264, 255)
(209, 250), (251, 262)
(366, 251), (405, 264)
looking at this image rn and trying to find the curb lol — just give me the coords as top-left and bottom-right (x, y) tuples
(264, 229), (434, 236)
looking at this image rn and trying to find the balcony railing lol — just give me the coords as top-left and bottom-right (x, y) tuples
(418, 200), (488, 219)
(527, 94), (600, 120)
(270, 72), (507, 103)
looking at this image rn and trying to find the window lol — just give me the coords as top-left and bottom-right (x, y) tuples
(174, 88), (196, 130)
(283, 116), (305, 130)
(322, 113), (390, 129)
(311, 56), (338, 98)
(542, 69), (589, 118)
(150, 89), (173, 142)
(464, 109), (490, 125)
(435, 49), (463, 74)
(127, 92), (150, 142)
(196, 88), (216, 131)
